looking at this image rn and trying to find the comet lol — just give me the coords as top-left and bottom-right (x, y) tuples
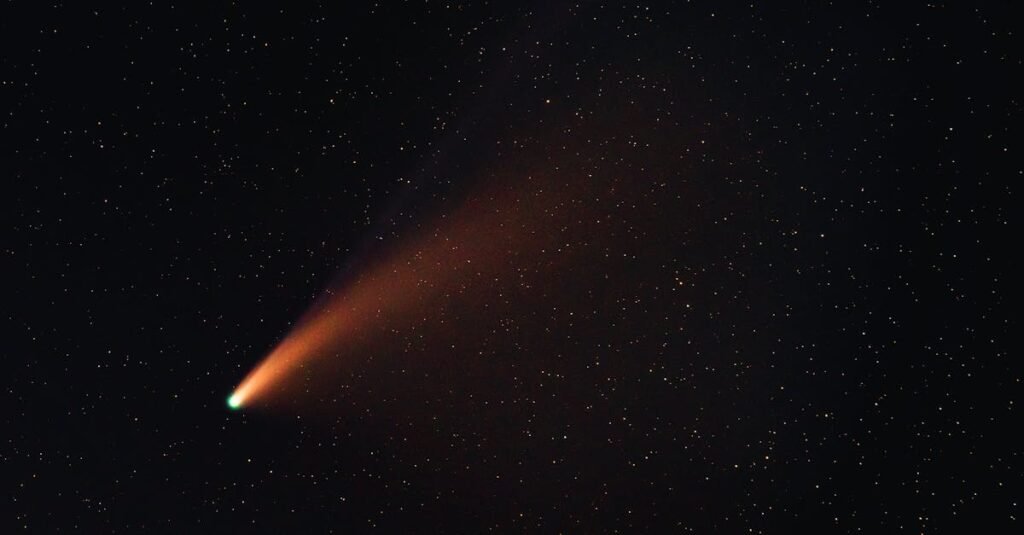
(226, 174), (569, 410)
(226, 114), (663, 410)
(227, 293), (364, 409)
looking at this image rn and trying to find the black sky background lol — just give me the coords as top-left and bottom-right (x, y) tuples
(4, 1), (1019, 532)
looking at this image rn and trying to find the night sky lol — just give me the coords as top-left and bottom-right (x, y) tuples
(5, 1), (1019, 532)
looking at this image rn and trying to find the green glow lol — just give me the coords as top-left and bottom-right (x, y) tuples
(227, 394), (242, 409)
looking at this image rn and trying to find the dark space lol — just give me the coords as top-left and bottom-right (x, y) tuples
(4, 2), (1018, 532)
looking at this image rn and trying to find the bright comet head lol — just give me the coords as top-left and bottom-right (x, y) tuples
(227, 393), (242, 410)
